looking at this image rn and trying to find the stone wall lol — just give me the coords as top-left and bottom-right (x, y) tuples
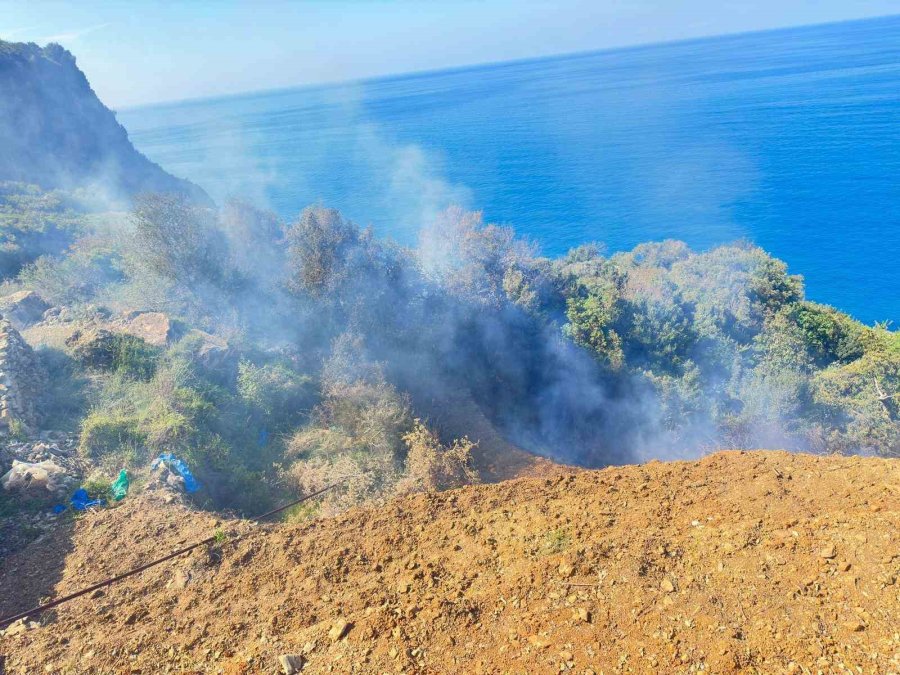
(0, 314), (45, 432)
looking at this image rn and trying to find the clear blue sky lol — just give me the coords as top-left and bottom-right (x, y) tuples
(2, 0), (898, 108)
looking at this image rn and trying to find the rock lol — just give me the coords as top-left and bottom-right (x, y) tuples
(819, 545), (836, 559)
(527, 634), (551, 649)
(660, 577), (676, 593)
(278, 653), (306, 674)
(168, 569), (191, 590)
(843, 620), (865, 632)
(184, 329), (231, 369)
(115, 311), (184, 347)
(328, 618), (352, 642)
(573, 607), (591, 623)
(1, 618), (39, 636)
(0, 317), (46, 431)
(557, 562), (574, 578)
(0, 291), (50, 328)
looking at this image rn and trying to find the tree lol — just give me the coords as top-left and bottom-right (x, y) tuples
(130, 193), (228, 286)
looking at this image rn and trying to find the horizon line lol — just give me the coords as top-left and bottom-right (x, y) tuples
(115, 11), (900, 113)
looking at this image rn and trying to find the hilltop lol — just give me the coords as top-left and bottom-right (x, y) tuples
(0, 40), (208, 203)
(1, 450), (898, 673)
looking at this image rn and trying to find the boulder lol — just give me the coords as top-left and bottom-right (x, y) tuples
(0, 291), (50, 328)
(115, 311), (184, 347)
(185, 329), (232, 370)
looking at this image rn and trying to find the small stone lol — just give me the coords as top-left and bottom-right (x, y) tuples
(168, 569), (191, 590)
(528, 635), (551, 649)
(1, 619), (31, 636)
(819, 545), (836, 559)
(660, 577), (676, 593)
(278, 653), (306, 674)
(843, 620), (865, 632)
(558, 563), (574, 578)
(328, 618), (352, 642)
(573, 607), (591, 623)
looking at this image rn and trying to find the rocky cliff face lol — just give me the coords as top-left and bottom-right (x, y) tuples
(0, 40), (209, 204)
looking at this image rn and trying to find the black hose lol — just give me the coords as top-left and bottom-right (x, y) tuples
(0, 480), (346, 628)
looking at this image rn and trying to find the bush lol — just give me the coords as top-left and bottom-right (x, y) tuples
(17, 236), (123, 305)
(418, 207), (537, 308)
(82, 473), (113, 501)
(78, 409), (144, 465)
(285, 206), (363, 299)
(237, 359), (316, 430)
(67, 329), (160, 380)
(0, 182), (85, 279)
(811, 350), (900, 456)
(789, 302), (867, 366)
(285, 375), (412, 513)
(128, 193), (228, 286)
(397, 419), (479, 493)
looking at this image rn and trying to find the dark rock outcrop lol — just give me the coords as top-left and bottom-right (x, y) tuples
(0, 40), (210, 204)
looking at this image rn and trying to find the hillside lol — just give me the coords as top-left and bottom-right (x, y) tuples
(1, 450), (898, 674)
(0, 40), (208, 203)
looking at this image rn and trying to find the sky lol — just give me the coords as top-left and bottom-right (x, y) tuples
(1, 0), (899, 109)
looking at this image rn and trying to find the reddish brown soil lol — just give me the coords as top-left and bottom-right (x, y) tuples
(1, 450), (898, 674)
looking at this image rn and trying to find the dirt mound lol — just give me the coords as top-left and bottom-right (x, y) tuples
(1, 451), (898, 674)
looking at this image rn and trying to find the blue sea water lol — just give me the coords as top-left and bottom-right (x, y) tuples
(119, 16), (900, 324)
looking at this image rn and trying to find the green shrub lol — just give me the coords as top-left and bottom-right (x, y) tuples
(67, 330), (160, 380)
(17, 237), (123, 305)
(789, 302), (867, 366)
(237, 359), (315, 429)
(7, 417), (28, 441)
(112, 334), (160, 380)
(78, 409), (144, 464)
(82, 473), (113, 501)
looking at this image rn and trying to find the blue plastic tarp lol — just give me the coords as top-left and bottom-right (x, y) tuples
(71, 488), (105, 511)
(151, 453), (200, 493)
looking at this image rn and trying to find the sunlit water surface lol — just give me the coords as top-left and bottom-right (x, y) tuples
(120, 16), (900, 323)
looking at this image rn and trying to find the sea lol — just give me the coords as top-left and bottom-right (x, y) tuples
(119, 15), (900, 324)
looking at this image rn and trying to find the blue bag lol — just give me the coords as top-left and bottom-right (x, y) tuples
(71, 488), (105, 511)
(151, 453), (200, 493)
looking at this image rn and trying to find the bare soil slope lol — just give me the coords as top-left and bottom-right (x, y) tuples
(1, 451), (898, 674)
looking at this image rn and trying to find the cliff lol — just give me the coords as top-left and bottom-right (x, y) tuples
(0, 40), (209, 204)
